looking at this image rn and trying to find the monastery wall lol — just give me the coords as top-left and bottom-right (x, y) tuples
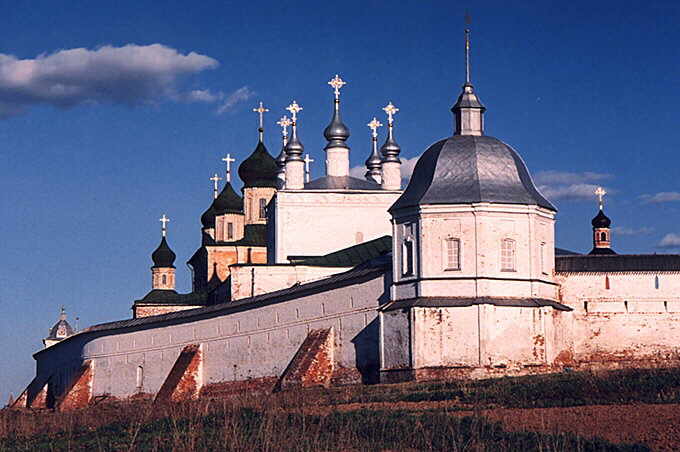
(31, 271), (387, 405)
(269, 191), (401, 263)
(556, 272), (680, 367)
(229, 264), (351, 300)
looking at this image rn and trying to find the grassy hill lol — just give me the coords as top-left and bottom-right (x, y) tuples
(3, 368), (680, 451)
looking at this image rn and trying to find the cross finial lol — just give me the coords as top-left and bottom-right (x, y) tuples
(286, 100), (302, 123)
(277, 115), (292, 144)
(595, 186), (607, 210)
(303, 154), (314, 183)
(159, 214), (170, 237)
(221, 154), (236, 182)
(464, 13), (472, 85)
(328, 74), (347, 100)
(367, 117), (383, 138)
(253, 101), (269, 129)
(383, 102), (399, 125)
(210, 173), (222, 199)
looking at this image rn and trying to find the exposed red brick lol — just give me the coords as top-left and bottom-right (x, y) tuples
(155, 344), (202, 403)
(330, 366), (363, 386)
(278, 328), (334, 391)
(57, 361), (93, 411)
(10, 390), (28, 409)
(31, 383), (49, 409)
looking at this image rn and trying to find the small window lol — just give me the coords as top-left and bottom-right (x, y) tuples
(162, 274), (167, 285)
(501, 239), (516, 271)
(402, 239), (414, 276)
(600, 232), (607, 241)
(444, 238), (461, 270)
(227, 222), (234, 240)
(540, 242), (548, 275)
(655, 275), (660, 289)
(259, 198), (267, 219)
(136, 366), (144, 391)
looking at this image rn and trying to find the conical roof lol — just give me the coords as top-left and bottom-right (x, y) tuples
(46, 308), (75, 340)
(238, 140), (278, 189)
(213, 182), (243, 215)
(151, 236), (176, 268)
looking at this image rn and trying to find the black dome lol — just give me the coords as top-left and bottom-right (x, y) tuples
(591, 209), (611, 228)
(390, 135), (555, 213)
(151, 236), (176, 268)
(213, 182), (243, 215)
(201, 205), (216, 228)
(238, 141), (278, 189)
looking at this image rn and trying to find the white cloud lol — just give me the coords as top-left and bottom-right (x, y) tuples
(613, 226), (654, 236)
(216, 86), (254, 114)
(0, 44), (219, 118)
(639, 192), (680, 204)
(658, 233), (680, 249)
(533, 170), (614, 201)
(349, 155), (422, 182)
(184, 89), (221, 103)
(533, 170), (612, 186)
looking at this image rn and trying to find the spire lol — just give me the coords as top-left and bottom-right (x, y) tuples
(590, 186), (616, 255)
(303, 154), (314, 183)
(380, 102), (401, 162)
(323, 74), (350, 150)
(253, 101), (269, 143)
(452, 24), (486, 136)
(365, 117), (383, 183)
(275, 115), (291, 187)
(284, 101), (304, 162)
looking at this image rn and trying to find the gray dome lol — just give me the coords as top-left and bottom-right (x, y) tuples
(390, 135), (555, 213)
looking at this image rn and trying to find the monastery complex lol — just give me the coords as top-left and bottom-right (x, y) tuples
(12, 31), (680, 410)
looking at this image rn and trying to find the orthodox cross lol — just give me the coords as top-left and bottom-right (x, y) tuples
(303, 154), (314, 183)
(595, 186), (607, 210)
(286, 100), (302, 123)
(383, 102), (399, 125)
(367, 117), (383, 139)
(253, 101), (269, 141)
(277, 115), (292, 146)
(221, 153), (236, 182)
(210, 173), (222, 199)
(159, 214), (170, 237)
(328, 74), (347, 100)
(465, 12), (472, 84)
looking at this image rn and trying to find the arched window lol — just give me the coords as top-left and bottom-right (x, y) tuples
(136, 366), (144, 391)
(259, 198), (267, 219)
(444, 238), (461, 270)
(501, 239), (516, 271)
(227, 222), (234, 240)
(402, 239), (414, 277)
(655, 275), (660, 289)
(161, 274), (167, 285)
(600, 232), (607, 242)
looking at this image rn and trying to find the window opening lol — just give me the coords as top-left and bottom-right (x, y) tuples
(402, 240), (414, 276)
(227, 222), (234, 240)
(259, 198), (267, 219)
(444, 238), (461, 270)
(501, 239), (516, 271)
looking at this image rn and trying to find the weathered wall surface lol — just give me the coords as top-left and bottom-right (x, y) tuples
(229, 265), (351, 300)
(270, 191), (401, 264)
(557, 272), (680, 367)
(32, 272), (387, 404)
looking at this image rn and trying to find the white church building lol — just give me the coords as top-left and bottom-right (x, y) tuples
(12, 31), (680, 410)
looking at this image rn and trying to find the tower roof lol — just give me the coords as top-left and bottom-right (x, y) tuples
(213, 182), (244, 215)
(46, 308), (75, 341)
(390, 135), (555, 213)
(238, 140), (279, 189)
(152, 236), (176, 268)
(324, 74), (350, 150)
(591, 209), (611, 228)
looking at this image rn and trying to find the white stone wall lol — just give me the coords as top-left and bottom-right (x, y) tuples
(392, 203), (557, 301)
(229, 265), (351, 300)
(556, 271), (680, 364)
(269, 190), (401, 264)
(33, 272), (386, 400)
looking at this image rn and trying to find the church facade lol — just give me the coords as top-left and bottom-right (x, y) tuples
(12, 35), (680, 410)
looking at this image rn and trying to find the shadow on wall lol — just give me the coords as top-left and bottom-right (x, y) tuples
(352, 317), (380, 384)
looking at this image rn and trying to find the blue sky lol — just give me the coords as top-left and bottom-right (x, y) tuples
(1, 0), (679, 402)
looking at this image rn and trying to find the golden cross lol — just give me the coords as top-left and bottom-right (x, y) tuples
(253, 101), (269, 129)
(286, 101), (302, 122)
(595, 186), (607, 210)
(159, 214), (170, 237)
(367, 117), (383, 138)
(328, 74), (347, 99)
(382, 102), (399, 125)
(277, 115), (291, 137)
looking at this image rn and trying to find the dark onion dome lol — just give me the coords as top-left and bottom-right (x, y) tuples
(591, 209), (611, 228)
(151, 236), (176, 268)
(46, 310), (75, 340)
(380, 129), (401, 163)
(213, 182), (243, 215)
(201, 205), (216, 229)
(323, 100), (350, 149)
(390, 135), (555, 213)
(238, 140), (279, 189)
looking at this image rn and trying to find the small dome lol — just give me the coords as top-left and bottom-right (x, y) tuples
(390, 135), (555, 213)
(213, 182), (243, 215)
(201, 205), (216, 228)
(46, 309), (75, 340)
(591, 209), (611, 228)
(323, 102), (350, 149)
(238, 141), (278, 189)
(151, 236), (176, 268)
